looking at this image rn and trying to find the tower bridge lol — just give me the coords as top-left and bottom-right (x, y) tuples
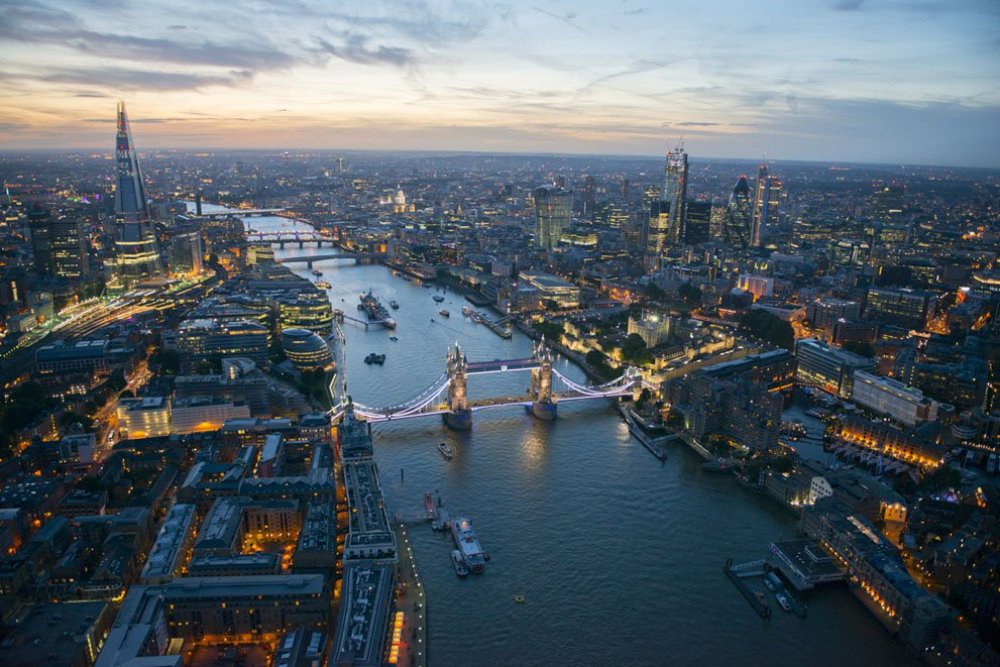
(331, 339), (640, 430)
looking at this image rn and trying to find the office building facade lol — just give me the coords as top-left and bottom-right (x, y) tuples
(662, 146), (688, 244)
(865, 286), (937, 330)
(533, 186), (572, 250)
(851, 371), (939, 427)
(795, 338), (875, 398)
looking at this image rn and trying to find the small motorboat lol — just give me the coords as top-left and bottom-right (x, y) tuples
(451, 550), (469, 577)
(776, 593), (792, 613)
(433, 295), (445, 303)
(364, 353), (386, 365)
(389, 336), (398, 342)
(438, 442), (455, 460)
(439, 309), (450, 317)
(390, 300), (400, 309)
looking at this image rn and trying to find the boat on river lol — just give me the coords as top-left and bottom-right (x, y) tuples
(359, 290), (396, 329)
(451, 550), (470, 577)
(451, 516), (486, 573)
(438, 442), (455, 460)
(439, 309), (450, 317)
(433, 295), (445, 303)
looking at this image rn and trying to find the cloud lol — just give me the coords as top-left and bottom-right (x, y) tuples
(314, 35), (414, 67)
(39, 67), (253, 91)
(531, 6), (584, 31)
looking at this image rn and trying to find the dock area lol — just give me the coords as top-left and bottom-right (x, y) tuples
(724, 558), (771, 619)
(618, 404), (675, 461)
(393, 522), (428, 667)
(678, 432), (715, 461)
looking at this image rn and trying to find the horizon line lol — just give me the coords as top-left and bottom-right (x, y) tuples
(1, 146), (998, 172)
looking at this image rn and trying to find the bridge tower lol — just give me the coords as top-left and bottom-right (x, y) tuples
(444, 344), (472, 430)
(529, 338), (557, 420)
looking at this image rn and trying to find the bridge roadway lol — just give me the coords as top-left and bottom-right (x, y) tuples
(191, 208), (286, 219)
(465, 357), (539, 373)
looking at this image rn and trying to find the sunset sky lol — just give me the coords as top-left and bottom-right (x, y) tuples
(1, 0), (998, 166)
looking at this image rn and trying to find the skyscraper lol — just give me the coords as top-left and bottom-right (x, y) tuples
(50, 212), (89, 279)
(750, 163), (781, 248)
(642, 201), (671, 270)
(28, 206), (52, 276)
(662, 145), (688, 244)
(533, 186), (572, 251)
(29, 205), (88, 279)
(684, 201), (712, 245)
(725, 175), (752, 248)
(113, 100), (163, 288)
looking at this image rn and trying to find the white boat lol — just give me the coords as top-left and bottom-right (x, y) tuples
(451, 516), (486, 573)
(438, 442), (454, 460)
(775, 593), (792, 612)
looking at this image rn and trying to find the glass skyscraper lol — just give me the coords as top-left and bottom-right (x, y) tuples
(726, 175), (753, 248)
(533, 186), (572, 251)
(113, 100), (163, 288)
(662, 146), (688, 244)
(750, 163), (782, 248)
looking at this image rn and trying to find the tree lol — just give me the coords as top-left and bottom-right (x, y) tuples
(585, 350), (616, 381)
(738, 309), (794, 350)
(644, 282), (666, 301)
(678, 282), (702, 307)
(841, 340), (875, 358)
(59, 411), (93, 433)
(620, 333), (653, 365)
(533, 321), (564, 341)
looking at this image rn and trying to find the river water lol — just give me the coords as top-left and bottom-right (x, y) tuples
(233, 210), (913, 666)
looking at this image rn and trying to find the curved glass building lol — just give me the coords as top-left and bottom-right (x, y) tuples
(281, 328), (333, 371)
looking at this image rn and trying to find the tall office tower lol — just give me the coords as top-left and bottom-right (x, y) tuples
(725, 175), (752, 248)
(533, 186), (572, 251)
(51, 212), (89, 279)
(684, 201), (712, 245)
(642, 201), (671, 270)
(29, 206), (88, 279)
(28, 206), (53, 276)
(169, 232), (203, 277)
(113, 100), (163, 288)
(750, 163), (781, 247)
(662, 145), (688, 243)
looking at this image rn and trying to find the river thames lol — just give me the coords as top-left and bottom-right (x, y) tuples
(239, 210), (914, 666)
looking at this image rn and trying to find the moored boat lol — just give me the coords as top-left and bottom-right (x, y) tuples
(451, 550), (469, 577)
(450, 516), (486, 573)
(775, 592), (792, 612)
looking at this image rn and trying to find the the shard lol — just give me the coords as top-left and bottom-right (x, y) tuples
(113, 100), (163, 287)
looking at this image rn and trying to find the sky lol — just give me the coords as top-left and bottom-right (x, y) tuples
(1, 0), (998, 167)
